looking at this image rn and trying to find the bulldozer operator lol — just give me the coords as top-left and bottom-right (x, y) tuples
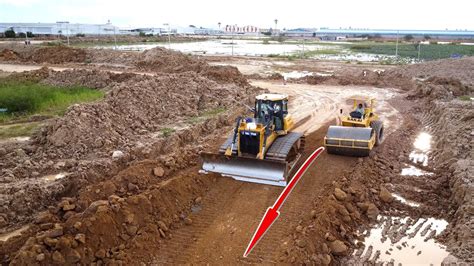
(259, 101), (283, 130)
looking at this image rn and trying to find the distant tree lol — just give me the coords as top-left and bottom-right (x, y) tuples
(18, 32), (26, 38)
(138, 32), (146, 37)
(4, 28), (15, 38)
(404, 34), (414, 41)
(423, 34), (431, 40)
(26, 32), (34, 38)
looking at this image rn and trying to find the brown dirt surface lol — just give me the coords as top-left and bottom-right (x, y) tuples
(0, 50), (472, 265)
(41, 68), (136, 89)
(135, 47), (206, 73)
(0, 49), (21, 61)
(30, 46), (87, 64)
(390, 56), (474, 85)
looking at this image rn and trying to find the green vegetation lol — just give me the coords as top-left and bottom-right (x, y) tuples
(0, 80), (104, 123)
(0, 122), (42, 139)
(458, 95), (472, 101)
(160, 127), (175, 137)
(4, 29), (15, 38)
(186, 107), (226, 124)
(347, 42), (474, 60)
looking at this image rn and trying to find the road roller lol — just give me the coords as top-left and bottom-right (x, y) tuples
(324, 97), (384, 156)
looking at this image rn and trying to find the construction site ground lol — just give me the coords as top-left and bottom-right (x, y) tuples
(0, 44), (472, 265)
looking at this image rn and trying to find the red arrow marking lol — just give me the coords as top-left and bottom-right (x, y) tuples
(243, 146), (325, 257)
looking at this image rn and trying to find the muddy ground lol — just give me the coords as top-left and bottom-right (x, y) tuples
(0, 44), (472, 265)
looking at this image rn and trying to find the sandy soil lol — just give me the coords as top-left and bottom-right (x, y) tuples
(0, 45), (472, 265)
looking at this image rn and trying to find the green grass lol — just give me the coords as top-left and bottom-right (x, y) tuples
(0, 122), (41, 139)
(160, 127), (175, 137)
(459, 95), (472, 101)
(186, 107), (226, 124)
(0, 80), (104, 123)
(347, 42), (474, 60)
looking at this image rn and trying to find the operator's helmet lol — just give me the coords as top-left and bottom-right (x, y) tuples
(358, 103), (363, 108)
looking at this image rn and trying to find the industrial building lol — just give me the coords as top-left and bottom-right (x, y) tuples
(0, 22), (119, 36)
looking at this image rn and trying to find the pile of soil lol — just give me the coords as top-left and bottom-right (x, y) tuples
(135, 47), (248, 85)
(5, 67), (51, 82)
(85, 49), (139, 67)
(391, 57), (474, 86)
(36, 72), (250, 159)
(0, 49), (21, 61)
(31, 46), (87, 64)
(135, 47), (205, 73)
(297, 69), (416, 91)
(42, 69), (136, 89)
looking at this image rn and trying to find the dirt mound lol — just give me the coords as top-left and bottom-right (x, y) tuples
(31, 46), (87, 64)
(135, 47), (249, 85)
(298, 69), (415, 90)
(42, 69), (136, 89)
(86, 49), (140, 67)
(136, 47), (205, 73)
(407, 76), (472, 100)
(0, 49), (21, 61)
(34, 72), (252, 160)
(5, 67), (51, 82)
(390, 57), (474, 86)
(200, 65), (248, 86)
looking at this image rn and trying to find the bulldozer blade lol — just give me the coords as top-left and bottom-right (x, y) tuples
(200, 152), (289, 187)
(325, 126), (373, 157)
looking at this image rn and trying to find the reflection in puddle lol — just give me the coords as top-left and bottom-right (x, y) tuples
(0, 225), (29, 242)
(409, 132), (432, 166)
(392, 193), (421, 207)
(352, 215), (450, 265)
(401, 165), (433, 176)
(413, 132), (432, 152)
(281, 71), (333, 80)
(41, 172), (68, 182)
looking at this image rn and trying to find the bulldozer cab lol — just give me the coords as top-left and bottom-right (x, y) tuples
(254, 94), (288, 131)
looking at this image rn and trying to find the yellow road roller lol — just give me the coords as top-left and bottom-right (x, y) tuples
(324, 97), (384, 156)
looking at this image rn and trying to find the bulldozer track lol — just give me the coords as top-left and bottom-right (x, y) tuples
(152, 129), (333, 264)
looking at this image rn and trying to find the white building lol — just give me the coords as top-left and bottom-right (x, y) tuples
(0, 22), (120, 36)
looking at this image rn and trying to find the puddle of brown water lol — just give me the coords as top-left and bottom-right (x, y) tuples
(351, 215), (451, 265)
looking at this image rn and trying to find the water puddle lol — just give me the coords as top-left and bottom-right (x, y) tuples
(401, 165), (433, 176)
(350, 215), (451, 265)
(41, 172), (69, 182)
(409, 132), (432, 166)
(281, 70), (333, 80)
(0, 225), (29, 242)
(392, 193), (421, 207)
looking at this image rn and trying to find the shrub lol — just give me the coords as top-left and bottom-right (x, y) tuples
(4, 29), (15, 38)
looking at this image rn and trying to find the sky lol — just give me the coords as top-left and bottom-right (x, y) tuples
(0, 0), (473, 30)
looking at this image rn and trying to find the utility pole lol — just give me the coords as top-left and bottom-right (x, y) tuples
(395, 30), (399, 57)
(231, 25), (235, 56)
(417, 42), (421, 61)
(66, 23), (70, 46)
(164, 23), (171, 49)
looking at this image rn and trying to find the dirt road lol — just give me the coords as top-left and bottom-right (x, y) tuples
(136, 83), (401, 264)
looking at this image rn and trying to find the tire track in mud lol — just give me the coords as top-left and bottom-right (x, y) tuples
(150, 83), (399, 264)
(151, 124), (358, 264)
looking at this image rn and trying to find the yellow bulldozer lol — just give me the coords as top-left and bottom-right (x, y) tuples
(201, 93), (304, 186)
(324, 97), (384, 156)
